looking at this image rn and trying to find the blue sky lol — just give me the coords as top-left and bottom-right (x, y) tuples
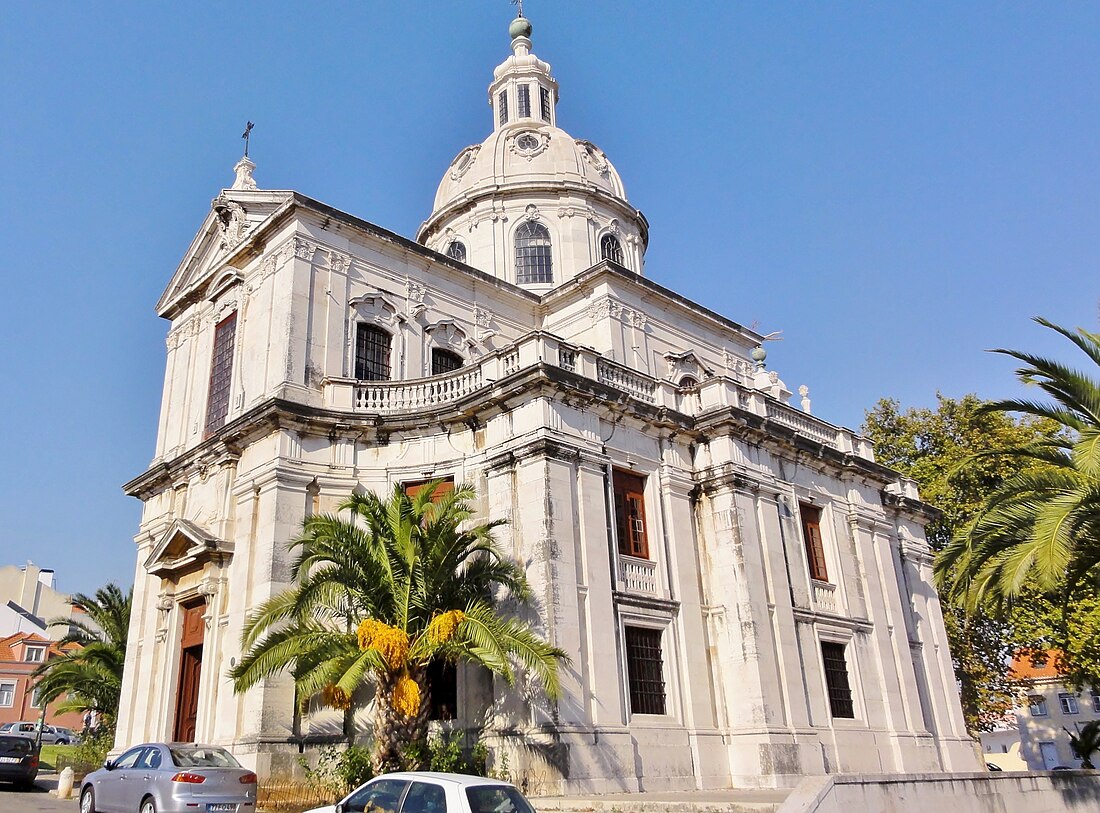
(0, 2), (1095, 597)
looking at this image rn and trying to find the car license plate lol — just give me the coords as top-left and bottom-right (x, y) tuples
(207, 806), (236, 812)
(0, 757), (20, 763)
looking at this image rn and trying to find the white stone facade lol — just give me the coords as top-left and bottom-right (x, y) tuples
(116, 17), (979, 792)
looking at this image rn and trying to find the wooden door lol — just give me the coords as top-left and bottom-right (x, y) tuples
(174, 602), (206, 742)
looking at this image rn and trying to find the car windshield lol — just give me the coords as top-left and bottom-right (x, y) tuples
(169, 746), (241, 768)
(0, 736), (33, 754)
(465, 786), (536, 813)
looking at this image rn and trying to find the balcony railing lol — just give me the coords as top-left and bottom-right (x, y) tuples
(317, 331), (869, 457)
(812, 580), (837, 611)
(618, 555), (658, 594)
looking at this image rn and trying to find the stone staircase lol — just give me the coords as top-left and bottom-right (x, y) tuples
(532, 788), (791, 813)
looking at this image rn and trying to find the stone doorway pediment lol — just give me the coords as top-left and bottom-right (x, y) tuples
(144, 519), (234, 579)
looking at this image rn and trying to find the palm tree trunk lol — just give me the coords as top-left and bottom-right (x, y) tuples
(371, 667), (432, 773)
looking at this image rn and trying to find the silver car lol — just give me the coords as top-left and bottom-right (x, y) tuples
(79, 743), (257, 813)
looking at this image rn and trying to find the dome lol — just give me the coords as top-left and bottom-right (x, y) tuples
(429, 123), (628, 220)
(417, 21), (648, 287)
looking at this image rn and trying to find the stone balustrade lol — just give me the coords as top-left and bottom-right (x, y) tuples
(318, 331), (871, 459)
(617, 555), (658, 594)
(812, 580), (837, 611)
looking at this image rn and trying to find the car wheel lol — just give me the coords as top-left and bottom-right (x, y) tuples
(140, 796), (157, 813)
(56, 739), (69, 745)
(80, 786), (97, 813)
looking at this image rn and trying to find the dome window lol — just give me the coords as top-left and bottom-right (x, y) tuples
(498, 90), (509, 126)
(516, 133), (539, 152)
(518, 84), (531, 118)
(431, 348), (464, 376)
(540, 87), (552, 122)
(600, 233), (624, 265)
(445, 240), (466, 263)
(515, 221), (553, 284)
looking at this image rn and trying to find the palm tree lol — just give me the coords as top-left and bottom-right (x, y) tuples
(1067, 720), (1100, 769)
(937, 318), (1100, 609)
(33, 583), (132, 727)
(230, 482), (567, 773)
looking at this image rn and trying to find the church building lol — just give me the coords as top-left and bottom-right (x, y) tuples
(118, 13), (979, 792)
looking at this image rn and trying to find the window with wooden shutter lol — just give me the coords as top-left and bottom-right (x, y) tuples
(799, 503), (829, 582)
(613, 470), (649, 559)
(403, 477), (455, 503)
(204, 312), (236, 435)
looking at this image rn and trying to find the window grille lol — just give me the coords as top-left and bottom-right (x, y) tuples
(1059, 692), (1079, 714)
(355, 324), (392, 381)
(445, 241), (466, 263)
(498, 90), (509, 126)
(624, 626), (666, 715)
(613, 469), (649, 558)
(204, 312), (237, 435)
(600, 233), (624, 265)
(540, 86), (552, 122)
(518, 84), (531, 118)
(821, 641), (854, 718)
(431, 348), (463, 376)
(800, 503), (829, 582)
(514, 221), (553, 284)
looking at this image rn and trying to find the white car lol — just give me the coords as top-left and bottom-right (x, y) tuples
(305, 772), (537, 813)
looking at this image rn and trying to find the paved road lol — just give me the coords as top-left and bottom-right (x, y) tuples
(0, 775), (78, 812)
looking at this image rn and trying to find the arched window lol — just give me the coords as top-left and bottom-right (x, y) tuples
(515, 221), (553, 284)
(354, 324), (392, 381)
(431, 348), (463, 376)
(445, 241), (466, 263)
(678, 376), (698, 389)
(600, 233), (624, 265)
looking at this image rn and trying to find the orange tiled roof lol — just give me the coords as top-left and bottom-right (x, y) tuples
(0, 631), (78, 662)
(1010, 650), (1062, 680)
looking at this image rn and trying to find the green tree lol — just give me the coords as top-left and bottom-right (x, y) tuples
(862, 394), (1061, 731)
(32, 583), (132, 728)
(1067, 719), (1100, 769)
(230, 482), (567, 773)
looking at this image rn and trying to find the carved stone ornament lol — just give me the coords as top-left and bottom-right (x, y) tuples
(508, 130), (551, 161)
(328, 251), (351, 274)
(294, 237), (318, 260)
(523, 204), (541, 222)
(576, 139), (610, 176)
(350, 293), (400, 325)
(405, 277), (427, 317)
(212, 194), (250, 252)
(588, 296), (647, 329)
(665, 350), (712, 383)
(558, 204), (597, 220)
(469, 206), (509, 230)
(426, 320), (469, 352)
(449, 145), (481, 181)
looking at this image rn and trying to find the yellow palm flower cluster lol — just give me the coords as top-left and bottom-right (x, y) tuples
(392, 675), (421, 717)
(321, 683), (352, 711)
(427, 609), (466, 645)
(357, 618), (410, 668)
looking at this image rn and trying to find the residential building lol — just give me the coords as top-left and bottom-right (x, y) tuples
(0, 562), (82, 641)
(0, 632), (84, 730)
(116, 13), (979, 791)
(980, 654), (1100, 771)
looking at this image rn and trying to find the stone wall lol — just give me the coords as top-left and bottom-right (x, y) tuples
(777, 771), (1100, 813)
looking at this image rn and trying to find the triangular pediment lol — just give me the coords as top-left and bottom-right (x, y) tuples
(157, 189), (294, 318)
(145, 518), (234, 578)
(663, 350), (714, 384)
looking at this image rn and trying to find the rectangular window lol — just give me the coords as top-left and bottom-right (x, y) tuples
(0, 681), (14, 708)
(1029, 695), (1048, 716)
(518, 84), (531, 117)
(354, 324), (392, 381)
(1092, 691), (1100, 713)
(404, 477), (455, 503)
(30, 686), (43, 708)
(24, 646), (45, 663)
(624, 626), (666, 715)
(1059, 692), (1079, 714)
(204, 312), (237, 434)
(613, 470), (649, 559)
(498, 90), (509, 125)
(821, 641), (854, 718)
(540, 86), (551, 122)
(799, 503), (829, 582)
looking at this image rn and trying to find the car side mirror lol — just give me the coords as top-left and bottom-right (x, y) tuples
(103, 759), (114, 770)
